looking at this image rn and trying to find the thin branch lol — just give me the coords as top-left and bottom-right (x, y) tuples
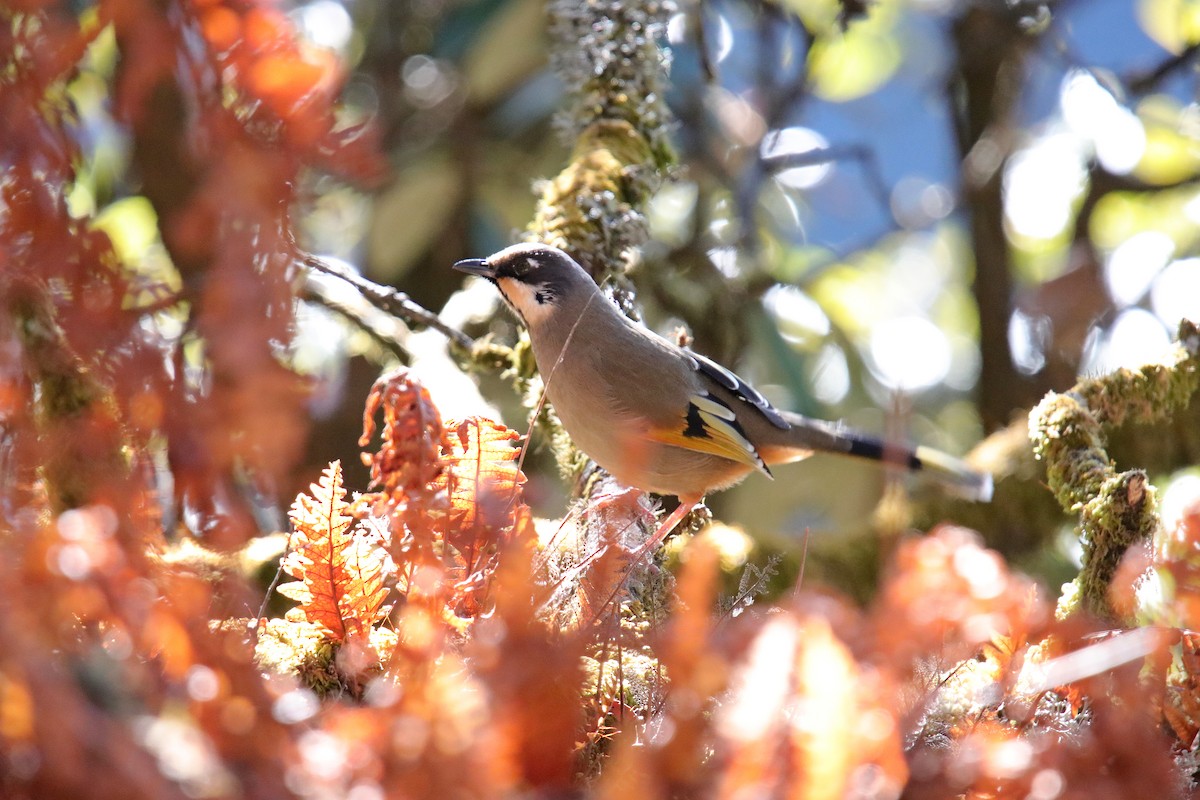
(693, 1), (719, 85)
(762, 143), (893, 210)
(299, 282), (407, 361)
(257, 536), (290, 625)
(301, 254), (475, 350)
(837, 0), (871, 29)
(1127, 41), (1200, 96)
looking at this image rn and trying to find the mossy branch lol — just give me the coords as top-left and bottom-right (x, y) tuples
(497, 3), (683, 680)
(1029, 319), (1200, 620)
(528, 119), (658, 288)
(509, 0), (674, 486)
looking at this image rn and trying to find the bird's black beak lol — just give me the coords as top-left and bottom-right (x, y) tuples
(453, 258), (495, 278)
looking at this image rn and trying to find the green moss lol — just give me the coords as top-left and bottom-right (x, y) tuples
(254, 618), (397, 699)
(528, 120), (659, 287)
(1029, 320), (1200, 621)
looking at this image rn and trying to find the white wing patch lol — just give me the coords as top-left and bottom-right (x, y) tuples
(685, 350), (789, 429)
(683, 391), (773, 477)
(690, 391), (737, 422)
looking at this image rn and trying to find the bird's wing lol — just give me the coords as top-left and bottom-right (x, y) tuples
(685, 350), (789, 430)
(644, 389), (774, 478)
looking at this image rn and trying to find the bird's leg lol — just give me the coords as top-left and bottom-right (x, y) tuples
(630, 497), (704, 561)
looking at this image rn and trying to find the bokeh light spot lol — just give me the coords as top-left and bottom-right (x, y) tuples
(761, 127), (833, 190)
(1105, 230), (1174, 307)
(1004, 134), (1086, 239)
(868, 316), (951, 390)
(1061, 69), (1145, 174)
(1151, 257), (1200, 327)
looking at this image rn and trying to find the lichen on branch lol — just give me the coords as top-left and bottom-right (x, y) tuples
(1029, 319), (1200, 620)
(487, 0), (685, 724)
(496, 0), (676, 450)
(528, 119), (658, 288)
(548, 0), (675, 166)
(528, 0), (675, 287)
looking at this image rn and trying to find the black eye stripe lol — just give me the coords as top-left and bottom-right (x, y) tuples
(498, 257), (539, 279)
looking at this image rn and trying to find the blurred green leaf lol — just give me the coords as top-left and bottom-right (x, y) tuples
(1134, 96), (1200, 186)
(94, 196), (159, 265)
(779, 0), (842, 34)
(810, 262), (882, 338)
(806, 5), (901, 102)
(1136, 0), (1200, 53)
(368, 151), (463, 279)
(464, 0), (547, 103)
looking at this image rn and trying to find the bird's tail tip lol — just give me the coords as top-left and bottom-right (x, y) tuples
(914, 445), (994, 502)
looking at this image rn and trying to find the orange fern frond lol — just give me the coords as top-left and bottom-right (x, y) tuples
(437, 417), (528, 616)
(279, 461), (393, 643)
(441, 418), (525, 547)
(359, 369), (448, 496)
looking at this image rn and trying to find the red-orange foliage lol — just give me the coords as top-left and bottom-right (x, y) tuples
(20, 0), (382, 541)
(276, 369), (584, 794)
(279, 461), (393, 643)
(3, 1), (1199, 797)
(360, 368), (449, 497)
(869, 524), (1049, 673)
(1, 0), (374, 796)
(355, 369), (531, 632)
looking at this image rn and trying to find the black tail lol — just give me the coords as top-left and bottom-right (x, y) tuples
(778, 411), (993, 502)
(844, 435), (993, 502)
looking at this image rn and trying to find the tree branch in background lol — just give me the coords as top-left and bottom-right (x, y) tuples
(301, 254), (475, 350)
(1127, 41), (1200, 96)
(299, 279), (408, 362)
(951, 5), (1041, 431)
(760, 143), (893, 216)
(1029, 319), (1200, 621)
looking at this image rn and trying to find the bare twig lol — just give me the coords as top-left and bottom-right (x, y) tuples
(761, 144), (892, 210)
(257, 548), (288, 625)
(301, 254), (475, 350)
(1127, 42), (1200, 96)
(299, 283), (407, 361)
(690, 0), (718, 85)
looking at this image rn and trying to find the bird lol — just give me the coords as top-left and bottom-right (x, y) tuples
(454, 243), (992, 550)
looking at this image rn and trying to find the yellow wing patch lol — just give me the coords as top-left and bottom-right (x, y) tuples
(646, 392), (773, 478)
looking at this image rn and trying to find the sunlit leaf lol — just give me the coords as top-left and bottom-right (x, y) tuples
(92, 196), (158, 263)
(280, 461), (393, 643)
(715, 611), (907, 800)
(806, 12), (901, 102)
(1133, 97), (1200, 186)
(1136, 0), (1200, 53)
(248, 52), (334, 119)
(241, 7), (292, 52)
(440, 416), (525, 538)
(198, 6), (240, 52)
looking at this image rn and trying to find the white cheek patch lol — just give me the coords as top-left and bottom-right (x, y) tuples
(498, 278), (556, 326)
